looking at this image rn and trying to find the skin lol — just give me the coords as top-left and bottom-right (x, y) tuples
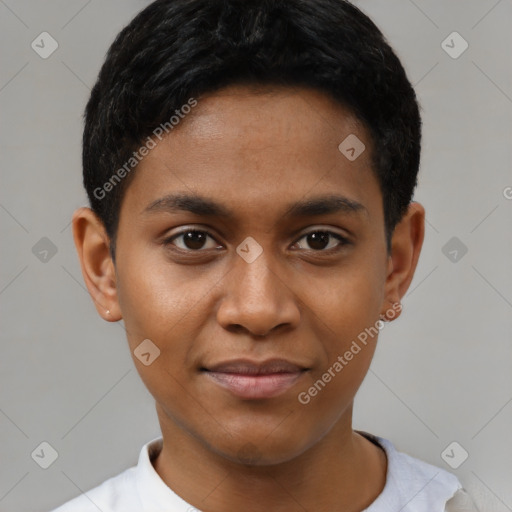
(72, 84), (425, 512)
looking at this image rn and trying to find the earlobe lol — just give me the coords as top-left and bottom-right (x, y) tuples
(380, 301), (403, 323)
(380, 201), (425, 320)
(71, 207), (122, 322)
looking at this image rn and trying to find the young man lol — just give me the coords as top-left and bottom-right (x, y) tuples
(51, 0), (479, 510)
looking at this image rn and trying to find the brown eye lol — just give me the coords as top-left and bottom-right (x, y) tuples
(164, 229), (219, 251)
(293, 231), (349, 252)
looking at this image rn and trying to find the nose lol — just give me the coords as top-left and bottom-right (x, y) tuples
(216, 248), (300, 338)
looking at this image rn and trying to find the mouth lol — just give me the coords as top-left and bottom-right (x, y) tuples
(200, 358), (310, 400)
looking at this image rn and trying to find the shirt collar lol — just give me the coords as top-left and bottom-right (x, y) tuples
(357, 430), (461, 512)
(133, 432), (460, 512)
(135, 436), (194, 512)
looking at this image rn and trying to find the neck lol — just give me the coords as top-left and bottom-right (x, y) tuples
(152, 405), (387, 512)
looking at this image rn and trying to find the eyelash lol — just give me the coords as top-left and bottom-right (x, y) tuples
(162, 228), (350, 254)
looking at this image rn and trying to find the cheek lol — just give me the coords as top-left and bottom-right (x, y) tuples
(116, 244), (208, 335)
(297, 301), (378, 420)
(117, 273), (205, 413)
(297, 347), (375, 432)
(298, 253), (384, 402)
(306, 260), (384, 341)
(114, 250), (216, 391)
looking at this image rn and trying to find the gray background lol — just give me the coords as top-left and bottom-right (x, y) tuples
(1, 1), (511, 511)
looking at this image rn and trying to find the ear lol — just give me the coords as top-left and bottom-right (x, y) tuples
(71, 207), (122, 321)
(380, 201), (425, 321)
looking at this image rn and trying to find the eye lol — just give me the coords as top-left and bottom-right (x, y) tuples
(292, 230), (349, 252)
(163, 228), (350, 254)
(163, 229), (220, 251)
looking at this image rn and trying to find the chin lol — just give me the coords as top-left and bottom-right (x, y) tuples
(208, 429), (312, 468)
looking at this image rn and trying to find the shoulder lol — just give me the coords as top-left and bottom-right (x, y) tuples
(47, 437), (165, 512)
(444, 488), (480, 512)
(48, 466), (140, 512)
(383, 436), (461, 490)
(357, 431), (464, 512)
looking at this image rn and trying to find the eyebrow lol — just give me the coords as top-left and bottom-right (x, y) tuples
(142, 192), (368, 219)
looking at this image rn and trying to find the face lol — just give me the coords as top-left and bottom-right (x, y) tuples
(75, 84), (422, 466)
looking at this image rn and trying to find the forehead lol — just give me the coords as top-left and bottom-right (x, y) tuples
(120, 84), (382, 226)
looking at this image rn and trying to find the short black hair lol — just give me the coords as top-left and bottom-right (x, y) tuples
(83, 0), (422, 262)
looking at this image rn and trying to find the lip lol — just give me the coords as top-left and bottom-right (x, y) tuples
(201, 358), (309, 399)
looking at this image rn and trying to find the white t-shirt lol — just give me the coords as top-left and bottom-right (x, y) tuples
(49, 430), (479, 512)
